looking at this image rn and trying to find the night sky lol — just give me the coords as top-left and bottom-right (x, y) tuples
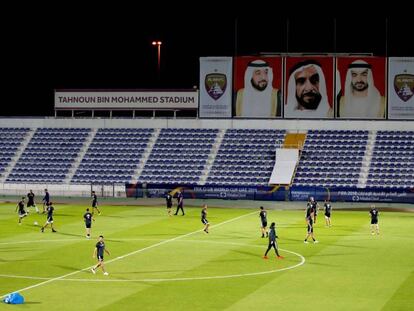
(3, 15), (413, 117)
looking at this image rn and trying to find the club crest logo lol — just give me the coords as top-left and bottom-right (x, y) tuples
(394, 74), (414, 102)
(205, 73), (227, 100)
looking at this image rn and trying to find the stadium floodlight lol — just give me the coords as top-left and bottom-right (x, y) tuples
(152, 40), (162, 76)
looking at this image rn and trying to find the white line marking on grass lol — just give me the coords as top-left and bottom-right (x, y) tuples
(0, 244), (305, 283)
(0, 239), (86, 245)
(0, 238), (164, 246)
(0, 210), (257, 298)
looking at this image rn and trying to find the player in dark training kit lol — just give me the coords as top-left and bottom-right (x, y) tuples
(42, 189), (50, 214)
(84, 208), (94, 239)
(324, 200), (332, 227)
(174, 190), (185, 216)
(27, 190), (39, 213)
(369, 205), (379, 235)
(304, 205), (318, 244)
(166, 192), (173, 217)
(308, 197), (319, 224)
(263, 222), (283, 259)
(91, 191), (101, 215)
(259, 206), (268, 238)
(201, 204), (209, 233)
(16, 197), (27, 225)
(41, 202), (57, 233)
(305, 199), (316, 224)
(92, 235), (110, 275)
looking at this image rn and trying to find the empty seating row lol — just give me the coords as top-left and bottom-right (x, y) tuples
(7, 128), (89, 183)
(71, 128), (154, 184)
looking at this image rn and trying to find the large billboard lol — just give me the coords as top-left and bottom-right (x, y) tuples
(388, 57), (414, 120)
(199, 57), (233, 118)
(233, 56), (282, 118)
(55, 90), (198, 110)
(336, 56), (386, 119)
(284, 56), (334, 118)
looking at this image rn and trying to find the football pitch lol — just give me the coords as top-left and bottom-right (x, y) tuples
(0, 201), (413, 310)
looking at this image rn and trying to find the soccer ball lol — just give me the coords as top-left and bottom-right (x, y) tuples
(34, 221), (38, 226)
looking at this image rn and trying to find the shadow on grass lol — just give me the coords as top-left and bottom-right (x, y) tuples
(54, 264), (84, 271)
(331, 243), (370, 249)
(56, 232), (85, 238)
(230, 249), (260, 258)
(0, 258), (38, 262)
(114, 269), (184, 275)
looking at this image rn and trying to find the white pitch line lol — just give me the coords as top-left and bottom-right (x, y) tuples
(0, 210), (257, 298)
(0, 247), (305, 283)
(0, 239), (86, 245)
(0, 238), (164, 246)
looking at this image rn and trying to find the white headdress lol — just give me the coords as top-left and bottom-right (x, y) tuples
(342, 60), (382, 118)
(241, 60), (274, 117)
(285, 60), (330, 118)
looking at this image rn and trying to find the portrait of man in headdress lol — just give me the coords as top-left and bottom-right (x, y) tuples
(285, 59), (333, 118)
(235, 59), (281, 118)
(338, 59), (385, 118)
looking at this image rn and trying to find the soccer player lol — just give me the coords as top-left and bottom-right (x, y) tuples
(309, 196), (319, 224)
(201, 204), (209, 233)
(174, 190), (184, 216)
(165, 192), (173, 216)
(324, 199), (332, 227)
(304, 208), (318, 244)
(305, 197), (317, 222)
(84, 208), (94, 239)
(41, 202), (57, 233)
(42, 189), (50, 214)
(91, 235), (110, 275)
(369, 205), (379, 235)
(259, 206), (268, 238)
(91, 191), (101, 215)
(263, 222), (283, 259)
(16, 197), (27, 225)
(27, 190), (39, 213)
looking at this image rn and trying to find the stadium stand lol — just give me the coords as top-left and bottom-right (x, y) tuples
(366, 130), (414, 188)
(0, 128), (31, 182)
(1, 125), (413, 190)
(71, 128), (154, 184)
(293, 130), (369, 188)
(138, 128), (218, 185)
(6, 128), (89, 183)
(206, 129), (285, 186)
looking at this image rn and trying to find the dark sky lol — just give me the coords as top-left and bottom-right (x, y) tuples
(3, 16), (413, 117)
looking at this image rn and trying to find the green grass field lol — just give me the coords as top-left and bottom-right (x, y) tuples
(0, 201), (413, 311)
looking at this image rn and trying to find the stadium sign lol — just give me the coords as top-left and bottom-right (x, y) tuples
(55, 90), (198, 109)
(125, 183), (286, 201)
(290, 186), (414, 203)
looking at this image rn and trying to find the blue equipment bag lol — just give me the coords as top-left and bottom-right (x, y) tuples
(3, 292), (25, 304)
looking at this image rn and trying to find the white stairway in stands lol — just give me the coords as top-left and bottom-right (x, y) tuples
(199, 129), (225, 185)
(269, 149), (299, 184)
(65, 128), (96, 183)
(358, 130), (376, 188)
(0, 128), (35, 183)
(132, 128), (161, 182)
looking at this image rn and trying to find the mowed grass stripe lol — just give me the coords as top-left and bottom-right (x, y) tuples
(0, 207), (255, 299)
(99, 211), (411, 311)
(0, 203), (171, 295)
(0, 211), (256, 310)
(225, 211), (414, 311)
(93, 211), (312, 310)
(0, 205), (413, 311)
